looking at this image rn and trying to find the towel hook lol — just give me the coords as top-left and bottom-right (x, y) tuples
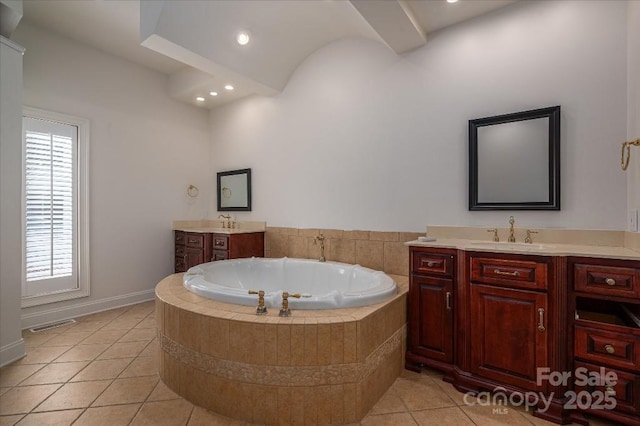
(621, 138), (640, 171)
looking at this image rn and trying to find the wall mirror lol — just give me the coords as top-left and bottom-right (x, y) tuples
(217, 168), (251, 211)
(469, 105), (560, 211)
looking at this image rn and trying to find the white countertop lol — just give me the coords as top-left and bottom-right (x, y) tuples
(405, 238), (640, 261)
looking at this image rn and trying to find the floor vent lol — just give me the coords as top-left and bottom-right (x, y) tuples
(29, 319), (76, 333)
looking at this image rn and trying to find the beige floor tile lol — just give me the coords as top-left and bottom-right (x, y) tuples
(393, 378), (456, 411)
(62, 321), (109, 333)
(147, 379), (181, 402)
(81, 329), (128, 345)
(13, 409), (83, 426)
(461, 404), (536, 426)
(34, 380), (111, 412)
(39, 331), (92, 347)
(0, 384), (60, 415)
(0, 388), (9, 397)
(0, 414), (24, 426)
(134, 317), (156, 329)
(411, 406), (475, 425)
(361, 412), (418, 425)
(101, 318), (143, 331)
(96, 341), (147, 360)
(19, 362), (89, 386)
(92, 376), (158, 406)
(138, 340), (158, 358)
(73, 403), (141, 426)
(188, 406), (243, 425)
(130, 399), (194, 426)
(69, 358), (133, 382)
(118, 328), (156, 343)
(0, 364), (45, 387)
(118, 357), (157, 378)
(401, 368), (444, 380)
(22, 333), (58, 349)
(13, 346), (72, 365)
(431, 377), (468, 406)
(368, 388), (407, 415)
(53, 344), (110, 363)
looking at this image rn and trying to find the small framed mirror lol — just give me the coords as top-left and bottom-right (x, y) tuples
(469, 106), (561, 211)
(217, 168), (251, 211)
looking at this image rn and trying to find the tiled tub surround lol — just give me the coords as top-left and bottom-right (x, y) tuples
(155, 273), (408, 425)
(265, 227), (422, 277)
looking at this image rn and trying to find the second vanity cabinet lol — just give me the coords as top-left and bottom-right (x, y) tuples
(175, 231), (264, 273)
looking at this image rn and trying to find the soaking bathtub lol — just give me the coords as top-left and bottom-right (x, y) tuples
(182, 257), (397, 309)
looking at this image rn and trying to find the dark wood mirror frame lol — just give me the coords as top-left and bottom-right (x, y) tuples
(469, 105), (561, 211)
(217, 168), (252, 212)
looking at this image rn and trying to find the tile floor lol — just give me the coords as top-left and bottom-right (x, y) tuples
(0, 301), (618, 425)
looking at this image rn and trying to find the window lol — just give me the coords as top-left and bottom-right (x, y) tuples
(22, 107), (90, 307)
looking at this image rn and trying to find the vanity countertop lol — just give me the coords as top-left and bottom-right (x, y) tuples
(173, 227), (264, 235)
(405, 238), (640, 261)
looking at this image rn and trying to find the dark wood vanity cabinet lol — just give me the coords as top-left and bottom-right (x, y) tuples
(174, 231), (264, 273)
(569, 256), (640, 425)
(175, 231), (212, 272)
(406, 247), (456, 373)
(467, 254), (552, 393)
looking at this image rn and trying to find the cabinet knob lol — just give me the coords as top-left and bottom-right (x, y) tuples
(605, 278), (616, 286)
(604, 344), (615, 354)
(427, 261), (434, 267)
(605, 386), (616, 397)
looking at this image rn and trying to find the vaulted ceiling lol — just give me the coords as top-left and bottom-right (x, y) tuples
(22, 0), (517, 109)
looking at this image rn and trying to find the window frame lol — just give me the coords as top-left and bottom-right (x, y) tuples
(21, 106), (90, 307)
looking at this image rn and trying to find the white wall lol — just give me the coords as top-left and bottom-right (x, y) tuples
(12, 22), (212, 327)
(628, 0), (640, 231)
(1, 36), (25, 366)
(209, 0), (628, 232)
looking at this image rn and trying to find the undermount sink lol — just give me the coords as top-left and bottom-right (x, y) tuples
(469, 241), (553, 252)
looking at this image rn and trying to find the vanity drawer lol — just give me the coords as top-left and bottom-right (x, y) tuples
(175, 231), (185, 245)
(574, 361), (640, 415)
(213, 250), (229, 261)
(574, 325), (640, 371)
(213, 235), (229, 250)
(470, 255), (548, 290)
(185, 233), (205, 248)
(411, 250), (454, 277)
(574, 263), (640, 298)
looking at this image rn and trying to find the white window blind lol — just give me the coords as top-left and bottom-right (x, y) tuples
(22, 108), (89, 304)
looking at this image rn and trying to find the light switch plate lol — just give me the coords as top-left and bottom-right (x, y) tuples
(630, 209), (639, 232)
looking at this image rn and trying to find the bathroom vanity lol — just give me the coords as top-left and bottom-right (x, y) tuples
(173, 221), (265, 272)
(406, 238), (640, 425)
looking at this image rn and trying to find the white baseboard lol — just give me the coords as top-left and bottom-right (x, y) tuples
(0, 338), (26, 367)
(21, 289), (156, 330)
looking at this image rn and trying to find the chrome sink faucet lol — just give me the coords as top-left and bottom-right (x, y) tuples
(508, 216), (516, 243)
(313, 233), (326, 262)
(218, 214), (231, 228)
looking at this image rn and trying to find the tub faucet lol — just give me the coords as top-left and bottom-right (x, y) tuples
(279, 291), (302, 317)
(508, 216), (516, 243)
(313, 233), (326, 262)
(248, 290), (267, 315)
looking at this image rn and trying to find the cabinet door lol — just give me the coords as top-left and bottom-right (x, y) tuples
(410, 275), (454, 363)
(470, 283), (548, 392)
(185, 247), (205, 269)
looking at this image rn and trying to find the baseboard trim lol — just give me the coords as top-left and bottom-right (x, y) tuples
(0, 338), (26, 367)
(21, 289), (156, 330)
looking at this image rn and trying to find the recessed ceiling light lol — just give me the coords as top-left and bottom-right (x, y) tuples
(236, 32), (250, 46)
(224, 85), (234, 91)
(195, 96), (205, 102)
(209, 91), (218, 96)
(447, 0), (459, 3)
